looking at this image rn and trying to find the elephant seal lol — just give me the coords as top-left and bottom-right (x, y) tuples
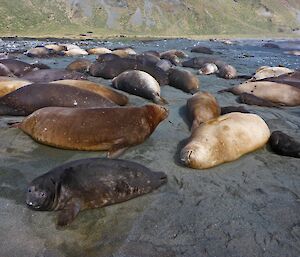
(66, 59), (93, 73)
(52, 79), (128, 106)
(63, 49), (88, 56)
(0, 83), (117, 116)
(260, 71), (300, 88)
(285, 50), (300, 56)
(221, 81), (300, 106)
(198, 63), (218, 75)
(180, 112), (270, 169)
(187, 92), (220, 131)
(142, 50), (160, 58)
(262, 43), (280, 49)
(160, 54), (180, 66)
(21, 69), (87, 83)
(220, 106), (250, 115)
(26, 158), (167, 226)
(217, 64), (237, 79)
(250, 66), (294, 81)
(237, 93), (281, 107)
(168, 68), (199, 93)
(44, 44), (67, 52)
(191, 46), (214, 54)
(87, 47), (112, 55)
(18, 104), (168, 155)
(269, 131), (300, 158)
(111, 48), (136, 57)
(112, 70), (166, 104)
(160, 50), (187, 58)
(0, 59), (36, 77)
(0, 79), (32, 97)
(25, 47), (53, 58)
(182, 57), (218, 69)
(96, 53), (120, 63)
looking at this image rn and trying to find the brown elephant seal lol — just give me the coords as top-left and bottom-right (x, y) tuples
(96, 53), (121, 63)
(52, 79), (128, 106)
(269, 131), (300, 158)
(160, 54), (181, 66)
(182, 57), (218, 69)
(18, 104), (168, 155)
(0, 83), (116, 116)
(21, 69), (87, 83)
(237, 93), (281, 107)
(25, 47), (53, 58)
(220, 106), (250, 115)
(168, 68), (199, 93)
(66, 59), (93, 73)
(63, 49), (88, 56)
(111, 48), (136, 57)
(87, 47), (112, 55)
(180, 112), (270, 169)
(44, 44), (67, 52)
(187, 92), (220, 131)
(191, 46), (214, 54)
(26, 158), (167, 226)
(217, 64), (237, 79)
(0, 79), (32, 97)
(0, 59), (37, 77)
(112, 70), (167, 104)
(198, 63), (218, 75)
(222, 81), (300, 106)
(160, 50), (187, 58)
(285, 50), (300, 56)
(250, 66), (294, 81)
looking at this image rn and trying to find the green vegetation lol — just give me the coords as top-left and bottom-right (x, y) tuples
(0, 0), (299, 38)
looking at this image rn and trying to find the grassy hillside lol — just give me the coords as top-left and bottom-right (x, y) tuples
(0, 0), (299, 38)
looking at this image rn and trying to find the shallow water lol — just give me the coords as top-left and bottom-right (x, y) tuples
(0, 38), (300, 257)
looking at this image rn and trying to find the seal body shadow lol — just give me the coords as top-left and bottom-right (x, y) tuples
(26, 158), (167, 226)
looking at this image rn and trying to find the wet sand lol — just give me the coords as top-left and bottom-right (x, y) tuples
(0, 38), (299, 257)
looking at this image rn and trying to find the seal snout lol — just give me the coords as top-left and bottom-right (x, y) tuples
(180, 149), (194, 165)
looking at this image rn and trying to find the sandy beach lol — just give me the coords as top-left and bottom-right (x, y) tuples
(0, 38), (299, 257)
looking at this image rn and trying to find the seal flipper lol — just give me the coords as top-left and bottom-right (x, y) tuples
(56, 200), (81, 227)
(107, 147), (129, 159)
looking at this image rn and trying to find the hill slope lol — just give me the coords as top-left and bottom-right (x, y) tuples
(1, 0), (300, 37)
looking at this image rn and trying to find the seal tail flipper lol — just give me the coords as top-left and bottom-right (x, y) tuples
(7, 121), (21, 128)
(56, 200), (81, 227)
(153, 95), (168, 105)
(107, 147), (128, 159)
(152, 171), (168, 189)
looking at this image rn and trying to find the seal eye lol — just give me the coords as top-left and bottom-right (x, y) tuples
(41, 192), (45, 197)
(28, 189), (31, 193)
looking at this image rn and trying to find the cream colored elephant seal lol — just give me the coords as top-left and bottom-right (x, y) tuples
(180, 112), (270, 169)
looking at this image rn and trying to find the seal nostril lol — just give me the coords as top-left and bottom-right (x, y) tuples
(188, 150), (193, 160)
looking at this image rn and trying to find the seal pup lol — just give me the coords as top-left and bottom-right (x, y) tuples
(180, 112), (270, 169)
(18, 104), (168, 156)
(217, 64), (237, 79)
(0, 59), (37, 77)
(66, 59), (93, 73)
(168, 68), (199, 93)
(220, 81), (300, 106)
(0, 83), (117, 116)
(237, 93), (281, 107)
(52, 79), (128, 106)
(112, 70), (167, 104)
(269, 131), (300, 158)
(187, 92), (221, 131)
(26, 158), (167, 226)
(198, 63), (218, 75)
(21, 69), (87, 83)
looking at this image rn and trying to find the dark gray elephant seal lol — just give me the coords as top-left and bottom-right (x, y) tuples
(269, 131), (300, 158)
(21, 69), (87, 83)
(26, 158), (167, 226)
(0, 83), (116, 116)
(0, 59), (36, 77)
(112, 70), (167, 104)
(191, 46), (214, 54)
(237, 93), (280, 107)
(168, 68), (199, 93)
